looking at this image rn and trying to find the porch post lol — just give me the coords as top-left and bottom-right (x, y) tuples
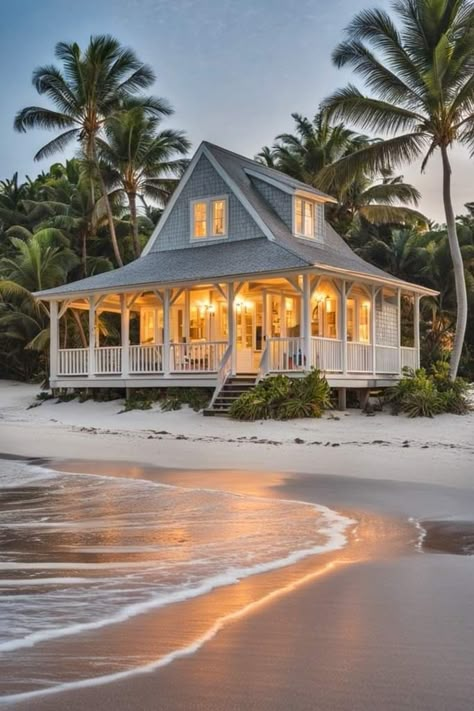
(228, 282), (236, 375)
(50, 300), (59, 384)
(184, 289), (190, 343)
(302, 274), (311, 369)
(163, 288), (170, 376)
(397, 288), (402, 374)
(371, 286), (377, 376)
(414, 293), (420, 368)
(88, 295), (96, 378)
(341, 280), (347, 375)
(120, 294), (129, 378)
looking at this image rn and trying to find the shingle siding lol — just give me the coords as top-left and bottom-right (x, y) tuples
(151, 154), (264, 252)
(251, 177), (293, 231)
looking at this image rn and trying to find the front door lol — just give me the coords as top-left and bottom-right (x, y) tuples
(236, 302), (254, 372)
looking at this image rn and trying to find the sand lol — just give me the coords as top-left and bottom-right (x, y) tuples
(1, 379), (474, 710)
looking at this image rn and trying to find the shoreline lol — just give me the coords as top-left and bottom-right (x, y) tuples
(1, 381), (474, 709)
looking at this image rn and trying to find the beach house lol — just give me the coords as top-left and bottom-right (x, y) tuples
(35, 141), (436, 408)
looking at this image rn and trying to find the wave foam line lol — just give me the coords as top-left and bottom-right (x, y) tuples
(0, 508), (351, 654)
(0, 556), (360, 706)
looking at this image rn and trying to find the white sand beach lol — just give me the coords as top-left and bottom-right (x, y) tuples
(1, 379), (474, 711)
(0, 379), (473, 487)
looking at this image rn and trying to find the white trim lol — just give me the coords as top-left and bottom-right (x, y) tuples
(294, 188), (337, 204)
(141, 145), (208, 257)
(292, 195), (326, 241)
(202, 145), (278, 243)
(243, 168), (294, 195)
(189, 195), (229, 241)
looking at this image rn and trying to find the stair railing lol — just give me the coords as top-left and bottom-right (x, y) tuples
(209, 344), (233, 409)
(256, 341), (270, 382)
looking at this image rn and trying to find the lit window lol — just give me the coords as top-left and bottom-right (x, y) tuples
(192, 197), (228, 239)
(212, 200), (225, 235)
(359, 302), (370, 343)
(193, 202), (208, 238)
(295, 197), (315, 238)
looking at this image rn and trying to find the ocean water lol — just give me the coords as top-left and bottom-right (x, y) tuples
(0, 459), (352, 702)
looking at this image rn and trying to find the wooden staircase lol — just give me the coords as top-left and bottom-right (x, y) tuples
(203, 374), (257, 416)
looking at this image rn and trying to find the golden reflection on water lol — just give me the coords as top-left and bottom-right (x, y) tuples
(5, 459), (413, 697)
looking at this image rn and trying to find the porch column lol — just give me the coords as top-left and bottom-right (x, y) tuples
(397, 288), (402, 374)
(228, 282), (236, 375)
(302, 274), (311, 369)
(50, 300), (59, 384)
(371, 286), (377, 376)
(120, 294), (129, 379)
(88, 296), (96, 377)
(163, 288), (170, 376)
(341, 281), (348, 375)
(414, 293), (420, 368)
(184, 289), (190, 343)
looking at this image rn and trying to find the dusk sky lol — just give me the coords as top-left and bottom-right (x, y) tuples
(1, 0), (471, 222)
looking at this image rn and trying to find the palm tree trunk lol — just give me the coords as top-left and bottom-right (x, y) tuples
(127, 192), (141, 258)
(72, 309), (87, 348)
(440, 145), (468, 379)
(91, 144), (123, 268)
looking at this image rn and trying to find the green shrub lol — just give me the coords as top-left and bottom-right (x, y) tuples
(160, 387), (212, 412)
(387, 364), (472, 418)
(230, 369), (331, 421)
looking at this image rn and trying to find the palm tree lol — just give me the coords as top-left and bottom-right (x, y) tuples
(97, 109), (190, 257)
(357, 227), (428, 279)
(0, 229), (79, 374)
(14, 35), (172, 267)
(258, 111), (425, 231)
(323, 0), (474, 377)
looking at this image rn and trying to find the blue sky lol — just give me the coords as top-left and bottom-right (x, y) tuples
(0, 0), (471, 221)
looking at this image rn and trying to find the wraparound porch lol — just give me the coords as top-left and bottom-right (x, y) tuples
(49, 272), (422, 391)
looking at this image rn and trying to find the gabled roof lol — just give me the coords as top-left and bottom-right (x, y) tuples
(34, 141), (437, 299)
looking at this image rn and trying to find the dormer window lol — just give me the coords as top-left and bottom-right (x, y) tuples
(295, 197), (314, 238)
(191, 196), (228, 240)
(293, 196), (325, 240)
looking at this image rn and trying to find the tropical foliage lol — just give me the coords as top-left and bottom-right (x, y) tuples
(1, 19), (473, 385)
(387, 363), (471, 417)
(229, 370), (332, 421)
(321, 0), (474, 378)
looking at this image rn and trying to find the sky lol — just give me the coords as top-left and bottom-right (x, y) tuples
(0, 0), (472, 223)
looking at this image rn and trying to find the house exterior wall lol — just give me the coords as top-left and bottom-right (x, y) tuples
(250, 177), (293, 228)
(251, 177), (325, 241)
(151, 155), (265, 252)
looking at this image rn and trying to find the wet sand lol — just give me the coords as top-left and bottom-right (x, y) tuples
(3, 459), (474, 711)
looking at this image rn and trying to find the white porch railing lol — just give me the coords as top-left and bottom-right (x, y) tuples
(130, 344), (164, 374)
(209, 344), (233, 408)
(170, 341), (227, 372)
(95, 347), (122, 375)
(375, 345), (399, 374)
(58, 348), (89, 376)
(268, 337), (305, 371)
(347, 342), (373, 373)
(401, 346), (418, 370)
(312, 337), (343, 372)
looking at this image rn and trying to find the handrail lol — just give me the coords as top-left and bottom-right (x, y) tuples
(209, 344), (233, 409)
(256, 341), (270, 382)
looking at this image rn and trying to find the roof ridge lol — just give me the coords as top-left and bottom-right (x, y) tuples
(202, 141), (335, 200)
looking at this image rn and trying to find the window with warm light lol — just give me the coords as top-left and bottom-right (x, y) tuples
(359, 302), (370, 342)
(294, 197), (314, 238)
(191, 197), (228, 239)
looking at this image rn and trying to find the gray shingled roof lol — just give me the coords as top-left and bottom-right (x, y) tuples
(34, 238), (308, 297)
(203, 141), (336, 202)
(35, 141), (435, 298)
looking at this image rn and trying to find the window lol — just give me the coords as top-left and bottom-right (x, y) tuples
(294, 197), (325, 239)
(359, 301), (370, 343)
(295, 197), (314, 238)
(191, 197), (228, 239)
